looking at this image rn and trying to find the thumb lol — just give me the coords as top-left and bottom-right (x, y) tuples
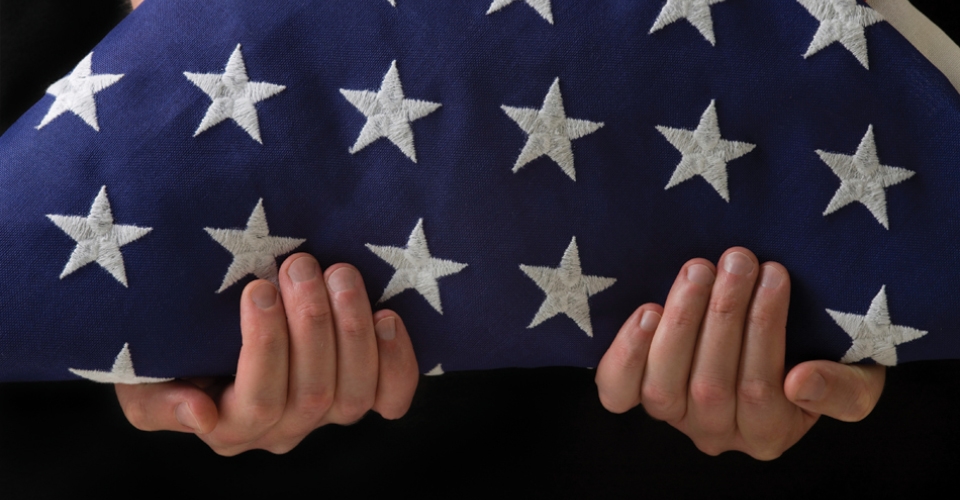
(784, 360), (886, 422)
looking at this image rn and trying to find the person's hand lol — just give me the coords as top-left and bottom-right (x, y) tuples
(595, 247), (886, 460)
(115, 253), (420, 455)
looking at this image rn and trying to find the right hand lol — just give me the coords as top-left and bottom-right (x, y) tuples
(115, 253), (420, 455)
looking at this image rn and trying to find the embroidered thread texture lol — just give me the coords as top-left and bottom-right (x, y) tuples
(487, 0), (554, 24)
(366, 219), (467, 314)
(798, 0), (884, 69)
(36, 52), (123, 131)
(520, 237), (616, 337)
(340, 60), (442, 163)
(827, 286), (927, 366)
(205, 198), (306, 293)
(47, 186), (152, 287)
(501, 77), (604, 181)
(817, 124), (914, 229)
(650, 0), (728, 46)
(68, 343), (174, 384)
(184, 44), (286, 144)
(656, 100), (756, 202)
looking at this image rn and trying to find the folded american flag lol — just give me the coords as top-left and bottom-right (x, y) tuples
(1, 0), (958, 382)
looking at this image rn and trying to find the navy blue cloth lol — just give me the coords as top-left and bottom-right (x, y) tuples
(1, 0), (958, 381)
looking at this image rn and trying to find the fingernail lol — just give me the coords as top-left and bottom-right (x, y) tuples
(723, 252), (754, 276)
(687, 264), (715, 287)
(759, 265), (783, 289)
(640, 310), (661, 333)
(796, 371), (827, 402)
(375, 316), (396, 341)
(327, 267), (356, 293)
(175, 403), (201, 432)
(288, 256), (318, 283)
(251, 282), (277, 309)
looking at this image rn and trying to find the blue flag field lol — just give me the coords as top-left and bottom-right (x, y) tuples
(1, 0), (959, 382)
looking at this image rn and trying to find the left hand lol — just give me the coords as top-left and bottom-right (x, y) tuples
(594, 247), (885, 460)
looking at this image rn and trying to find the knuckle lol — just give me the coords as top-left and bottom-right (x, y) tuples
(266, 440), (301, 455)
(600, 394), (639, 415)
(205, 437), (248, 457)
(694, 441), (727, 457)
(641, 385), (684, 421)
(745, 309), (779, 332)
(744, 429), (786, 457)
(665, 310), (702, 334)
(690, 378), (734, 407)
(376, 400), (412, 421)
(335, 396), (374, 423)
(120, 396), (152, 431)
(242, 401), (284, 430)
(212, 446), (244, 457)
(737, 378), (779, 408)
(749, 447), (783, 461)
(295, 387), (335, 419)
(844, 384), (876, 421)
(609, 340), (645, 372)
(708, 294), (741, 318)
(294, 300), (333, 328)
(250, 327), (288, 355)
(337, 316), (372, 341)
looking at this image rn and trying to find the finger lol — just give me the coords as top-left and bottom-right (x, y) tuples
(274, 253), (338, 434)
(371, 310), (420, 420)
(686, 248), (759, 436)
(735, 263), (809, 456)
(596, 303), (663, 414)
(218, 280), (290, 437)
(784, 361), (886, 422)
(325, 264), (379, 424)
(641, 259), (715, 422)
(115, 381), (218, 434)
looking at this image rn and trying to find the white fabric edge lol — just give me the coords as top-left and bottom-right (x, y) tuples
(866, 0), (960, 95)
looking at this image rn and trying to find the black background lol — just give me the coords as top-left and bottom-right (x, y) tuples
(1, 1), (958, 496)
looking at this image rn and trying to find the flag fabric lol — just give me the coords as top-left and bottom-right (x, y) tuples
(1, 0), (959, 382)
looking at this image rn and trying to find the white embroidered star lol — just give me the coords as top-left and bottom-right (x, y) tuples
(425, 364), (445, 376)
(340, 60), (442, 163)
(205, 199), (305, 293)
(387, 0), (396, 6)
(798, 0), (884, 69)
(817, 125), (914, 229)
(501, 78), (604, 181)
(36, 52), (123, 131)
(520, 237), (616, 337)
(656, 100), (756, 202)
(366, 219), (467, 314)
(649, 0), (727, 46)
(827, 286), (927, 366)
(184, 44), (286, 144)
(487, 0), (554, 24)
(69, 343), (173, 384)
(47, 186), (152, 287)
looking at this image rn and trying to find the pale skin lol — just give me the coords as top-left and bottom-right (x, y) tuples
(116, 250), (885, 458)
(595, 248), (885, 460)
(115, 255), (420, 456)
(116, 0), (886, 459)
